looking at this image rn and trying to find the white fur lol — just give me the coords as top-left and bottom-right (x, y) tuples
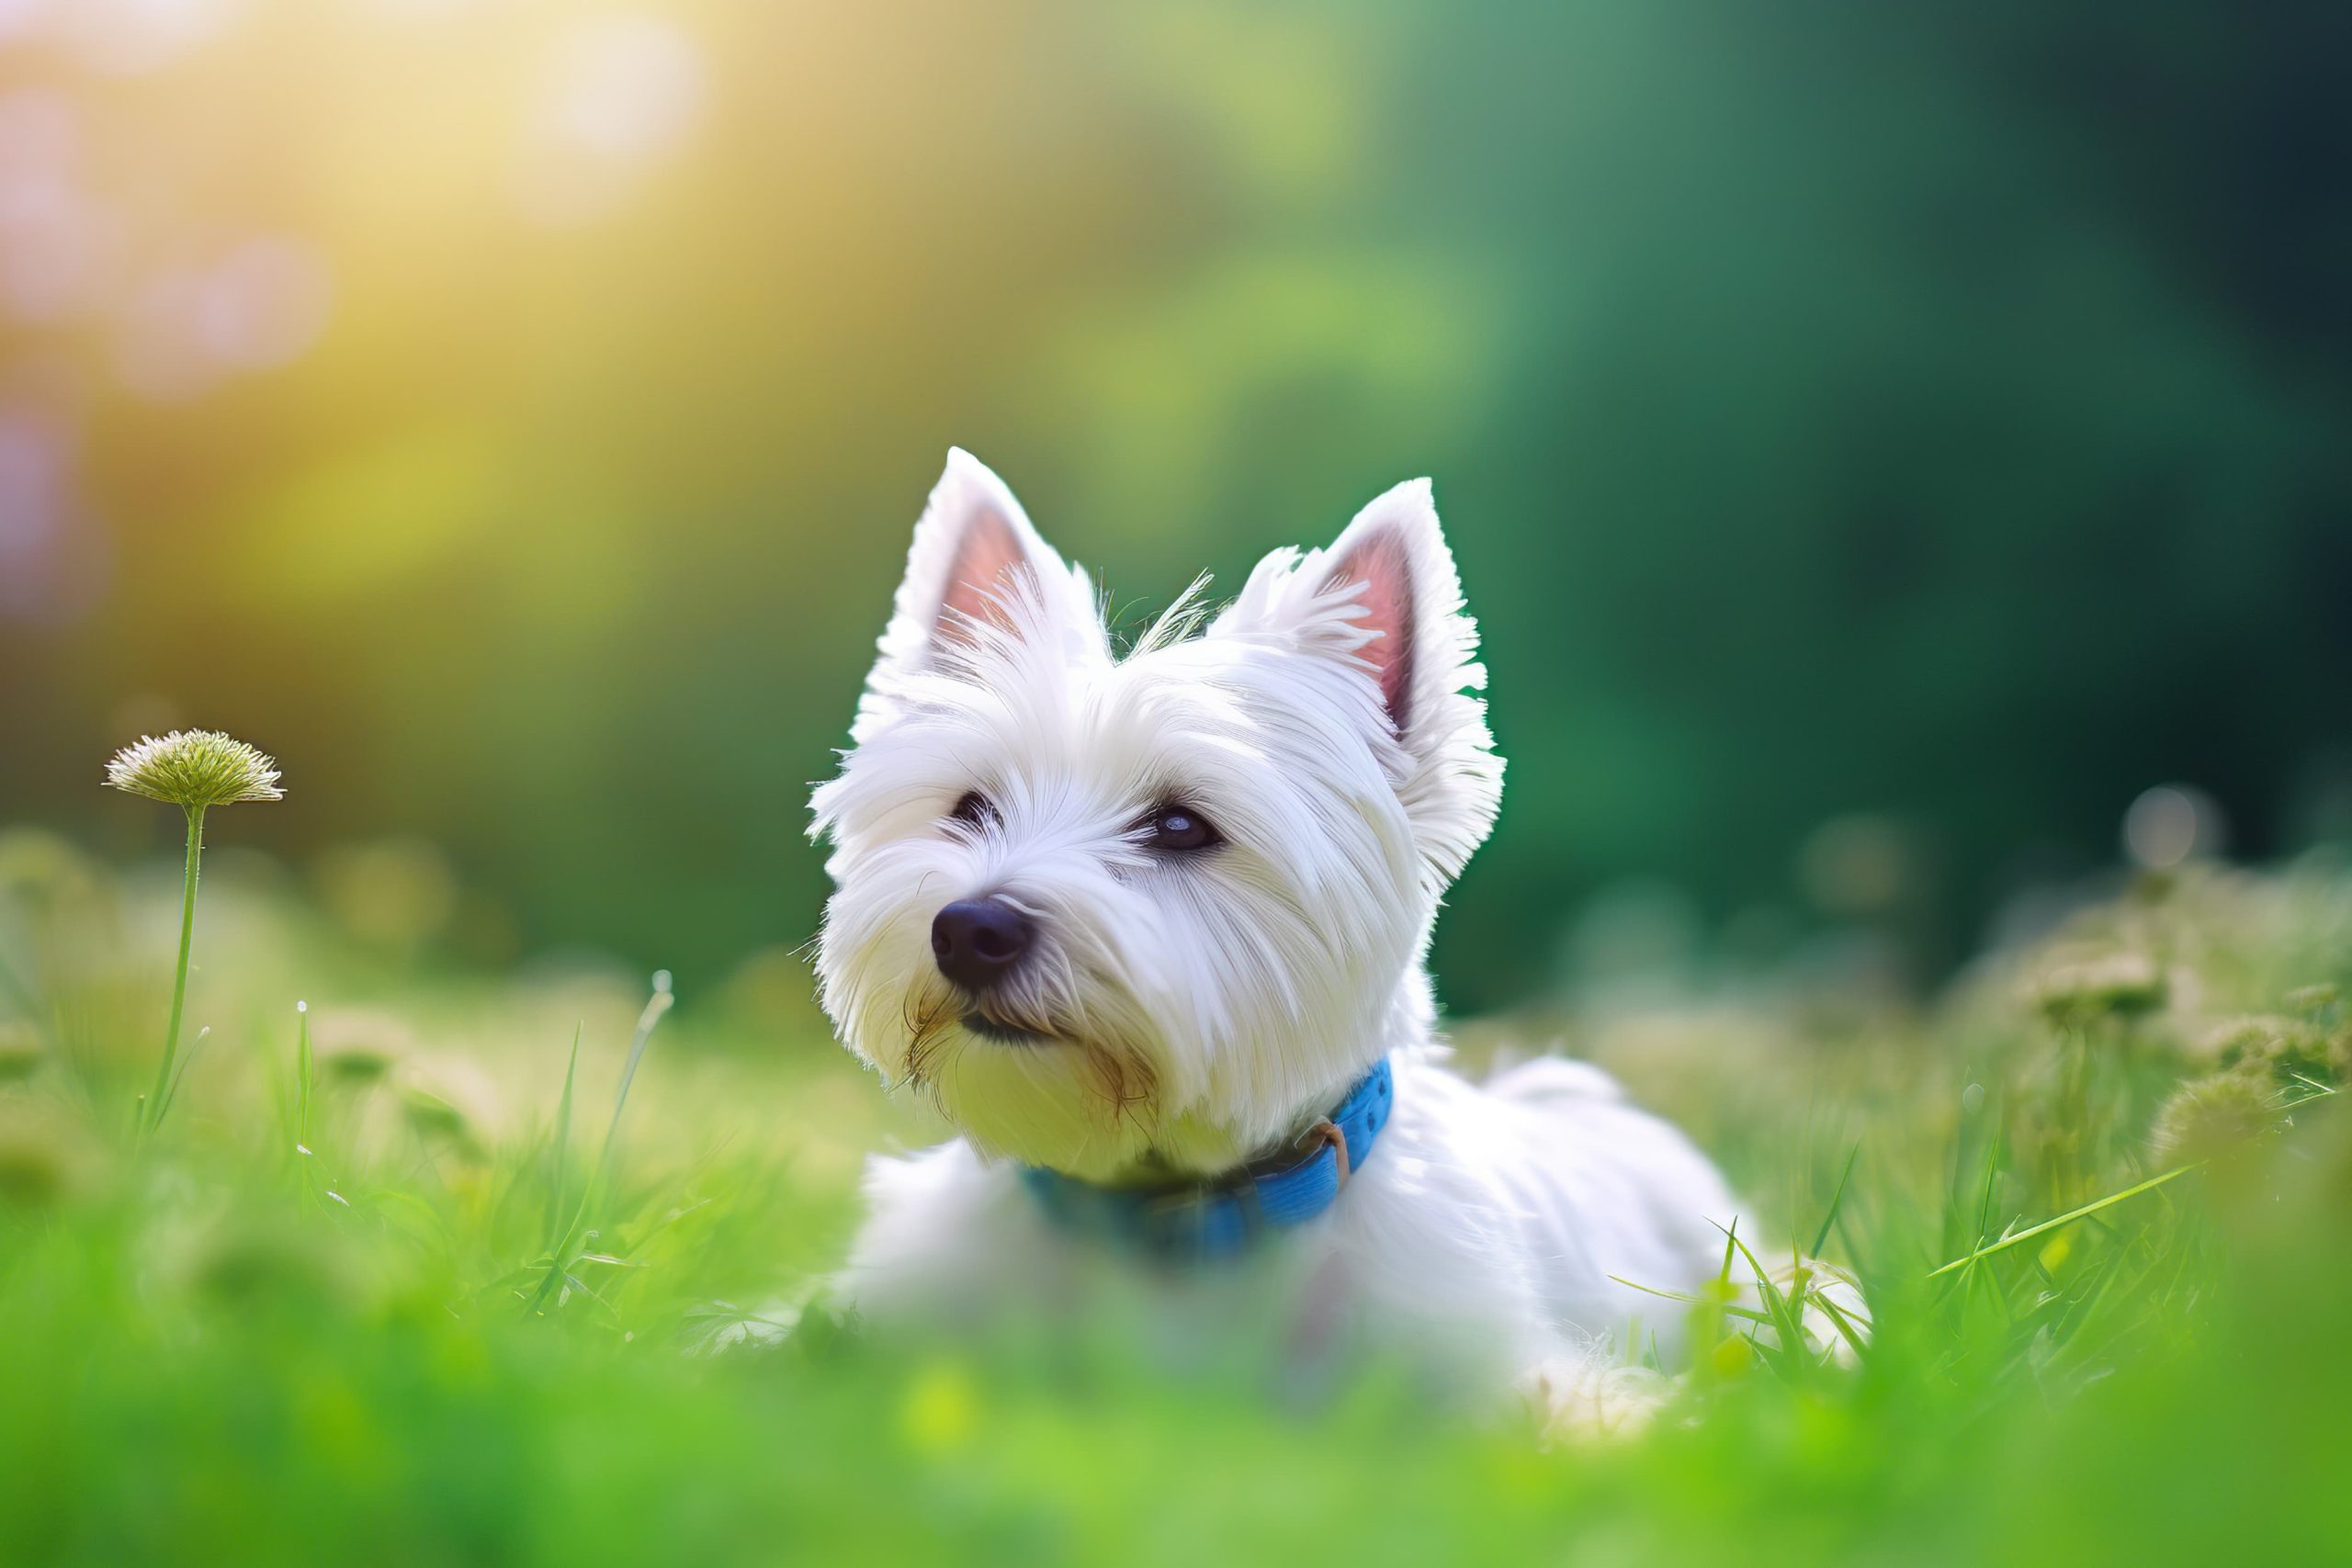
(808, 450), (1860, 1430)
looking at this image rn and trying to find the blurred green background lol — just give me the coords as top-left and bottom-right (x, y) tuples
(4, 0), (2347, 1010)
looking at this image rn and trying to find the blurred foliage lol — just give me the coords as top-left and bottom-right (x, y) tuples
(4, 829), (2352, 1562)
(3, 1), (2349, 1010)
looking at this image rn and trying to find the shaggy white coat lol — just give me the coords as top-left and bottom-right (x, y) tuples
(809, 450), (1851, 1428)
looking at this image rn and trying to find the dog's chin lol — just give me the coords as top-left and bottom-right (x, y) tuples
(890, 1007), (1167, 1179)
(959, 1010), (1055, 1046)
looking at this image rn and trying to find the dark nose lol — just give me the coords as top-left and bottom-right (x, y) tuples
(931, 897), (1033, 992)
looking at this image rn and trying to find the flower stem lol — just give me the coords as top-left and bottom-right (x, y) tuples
(145, 804), (206, 1136)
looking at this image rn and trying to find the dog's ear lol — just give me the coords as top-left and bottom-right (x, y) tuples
(1317, 495), (1429, 739)
(856, 449), (1100, 733)
(1218, 479), (1505, 886)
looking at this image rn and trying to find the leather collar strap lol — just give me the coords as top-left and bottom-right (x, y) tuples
(1018, 1057), (1395, 1265)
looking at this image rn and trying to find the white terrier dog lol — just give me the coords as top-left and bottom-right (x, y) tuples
(810, 450), (1857, 1431)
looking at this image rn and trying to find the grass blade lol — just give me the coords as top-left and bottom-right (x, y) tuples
(1812, 1140), (1861, 1258)
(1608, 1274), (1776, 1327)
(1716, 1220), (1810, 1359)
(526, 972), (673, 1317)
(574, 970), (674, 1235)
(295, 999), (314, 1152)
(1928, 1163), (2201, 1280)
(545, 1022), (582, 1247)
(154, 1025), (210, 1127)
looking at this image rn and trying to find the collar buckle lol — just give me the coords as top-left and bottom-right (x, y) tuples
(1295, 1116), (1351, 1188)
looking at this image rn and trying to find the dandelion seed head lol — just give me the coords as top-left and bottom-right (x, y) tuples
(104, 729), (283, 807)
(2149, 1073), (2279, 1169)
(2283, 983), (2339, 1020)
(2199, 1014), (2330, 1084)
(2030, 952), (2167, 1027)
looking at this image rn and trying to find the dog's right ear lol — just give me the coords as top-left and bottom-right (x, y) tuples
(855, 450), (1099, 737)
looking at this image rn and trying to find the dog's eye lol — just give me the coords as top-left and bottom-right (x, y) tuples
(947, 791), (995, 830)
(1140, 803), (1221, 853)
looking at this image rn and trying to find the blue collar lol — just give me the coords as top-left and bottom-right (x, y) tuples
(1018, 1057), (1395, 1265)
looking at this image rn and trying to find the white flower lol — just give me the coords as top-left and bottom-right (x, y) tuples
(104, 730), (284, 808)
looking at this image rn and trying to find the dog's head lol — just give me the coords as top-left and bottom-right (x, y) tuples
(809, 451), (1502, 1179)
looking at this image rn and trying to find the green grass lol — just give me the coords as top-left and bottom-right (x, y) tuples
(2, 826), (2349, 1566)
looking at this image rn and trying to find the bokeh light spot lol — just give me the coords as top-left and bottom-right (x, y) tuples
(1799, 815), (1917, 916)
(515, 14), (707, 227)
(0, 89), (109, 324)
(57, 0), (239, 77)
(0, 396), (107, 625)
(194, 236), (334, 370)
(113, 237), (334, 400)
(2123, 784), (2224, 869)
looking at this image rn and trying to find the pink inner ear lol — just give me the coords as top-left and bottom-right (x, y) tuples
(1327, 527), (1416, 734)
(934, 506), (1028, 647)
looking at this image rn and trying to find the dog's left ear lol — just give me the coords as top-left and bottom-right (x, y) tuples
(1219, 479), (1506, 886)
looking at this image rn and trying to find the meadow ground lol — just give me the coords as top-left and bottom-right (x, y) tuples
(2, 824), (2348, 1566)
